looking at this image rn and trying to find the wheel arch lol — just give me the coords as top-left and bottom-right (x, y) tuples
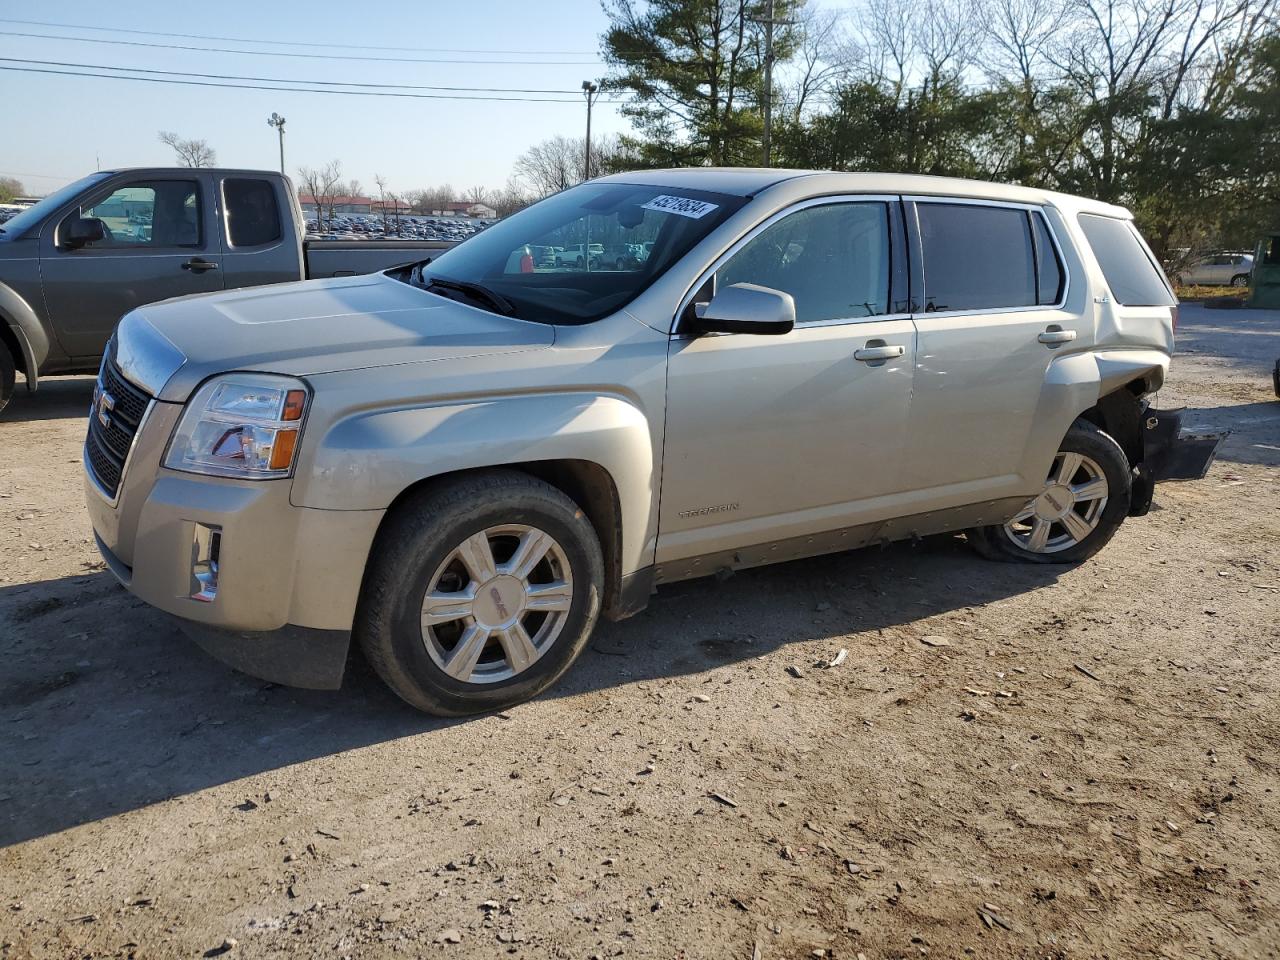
(0, 281), (52, 390)
(371, 459), (633, 621)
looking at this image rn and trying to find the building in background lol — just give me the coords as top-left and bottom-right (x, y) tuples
(297, 194), (372, 216)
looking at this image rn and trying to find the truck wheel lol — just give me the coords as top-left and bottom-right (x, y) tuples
(0, 341), (15, 415)
(355, 470), (604, 716)
(967, 421), (1131, 564)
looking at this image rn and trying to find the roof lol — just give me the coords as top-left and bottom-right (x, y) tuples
(596, 168), (1130, 217)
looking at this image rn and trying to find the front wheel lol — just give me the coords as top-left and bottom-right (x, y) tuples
(355, 470), (604, 716)
(967, 421), (1131, 564)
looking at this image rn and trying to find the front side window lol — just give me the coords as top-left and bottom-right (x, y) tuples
(919, 203), (1036, 312)
(70, 180), (201, 248)
(400, 181), (748, 325)
(224, 178), (281, 247)
(715, 202), (891, 322)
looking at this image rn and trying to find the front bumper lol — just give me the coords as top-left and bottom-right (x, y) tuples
(88, 466), (384, 690)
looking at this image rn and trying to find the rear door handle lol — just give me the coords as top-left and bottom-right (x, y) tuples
(854, 343), (905, 362)
(182, 257), (219, 272)
(1037, 328), (1076, 345)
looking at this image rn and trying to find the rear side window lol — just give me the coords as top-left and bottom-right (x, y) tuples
(1032, 213), (1064, 305)
(224, 178), (282, 247)
(918, 203), (1035, 311)
(1077, 214), (1175, 306)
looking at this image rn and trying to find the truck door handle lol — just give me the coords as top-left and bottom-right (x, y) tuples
(1037, 327), (1076, 345)
(854, 343), (905, 363)
(182, 257), (219, 272)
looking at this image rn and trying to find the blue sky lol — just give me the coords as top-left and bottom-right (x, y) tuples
(0, 0), (630, 197)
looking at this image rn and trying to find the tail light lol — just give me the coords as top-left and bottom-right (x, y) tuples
(1171, 303), (1179, 334)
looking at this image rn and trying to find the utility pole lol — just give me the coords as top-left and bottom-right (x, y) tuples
(750, 1), (793, 167)
(581, 81), (599, 181)
(267, 112), (286, 174)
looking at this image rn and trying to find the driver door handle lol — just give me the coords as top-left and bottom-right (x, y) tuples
(182, 257), (219, 272)
(854, 343), (905, 362)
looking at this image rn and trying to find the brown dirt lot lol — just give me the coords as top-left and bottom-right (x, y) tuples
(1, 305), (1278, 960)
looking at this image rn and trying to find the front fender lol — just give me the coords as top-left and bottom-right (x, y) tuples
(0, 281), (51, 390)
(1023, 348), (1170, 482)
(292, 392), (657, 575)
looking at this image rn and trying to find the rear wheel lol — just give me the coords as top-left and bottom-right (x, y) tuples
(0, 341), (15, 415)
(355, 470), (604, 716)
(967, 421), (1131, 564)
(1231, 273), (1250, 288)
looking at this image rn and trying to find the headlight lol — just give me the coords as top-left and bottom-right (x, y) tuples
(164, 374), (310, 479)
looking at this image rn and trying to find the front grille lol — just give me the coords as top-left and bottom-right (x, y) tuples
(86, 350), (153, 499)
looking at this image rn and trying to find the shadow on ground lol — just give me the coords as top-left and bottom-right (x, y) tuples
(0, 535), (1061, 847)
(0, 376), (96, 423)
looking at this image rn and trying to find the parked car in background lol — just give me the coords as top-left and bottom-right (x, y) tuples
(0, 168), (457, 412)
(1174, 252), (1254, 287)
(85, 169), (1219, 716)
(555, 242), (605, 268)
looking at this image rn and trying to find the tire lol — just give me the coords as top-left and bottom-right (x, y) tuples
(0, 341), (15, 416)
(355, 470), (604, 716)
(1230, 274), (1250, 288)
(575, 256), (584, 268)
(967, 421), (1131, 565)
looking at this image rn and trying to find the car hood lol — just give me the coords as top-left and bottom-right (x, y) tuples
(115, 272), (555, 402)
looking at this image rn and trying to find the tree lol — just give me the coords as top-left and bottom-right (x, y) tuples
(296, 160), (344, 231)
(513, 134), (636, 197)
(0, 176), (23, 202)
(602, 0), (804, 166)
(465, 185), (491, 207)
(158, 131), (217, 167)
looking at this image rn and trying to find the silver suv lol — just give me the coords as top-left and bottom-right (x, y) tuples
(84, 170), (1216, 715)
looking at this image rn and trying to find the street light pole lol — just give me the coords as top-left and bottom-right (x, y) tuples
(750, 0), (792, 168)
(581, 80), (599, 181)
(267, 112), (286, 174)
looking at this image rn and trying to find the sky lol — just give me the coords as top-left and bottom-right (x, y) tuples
(0, 0), (632, 198)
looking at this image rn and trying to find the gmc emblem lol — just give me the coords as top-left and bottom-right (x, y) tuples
(96, 390), (116, 428)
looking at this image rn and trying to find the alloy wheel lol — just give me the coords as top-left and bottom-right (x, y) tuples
(1003, 452), (1109, 554)
(420, 524), (574, 684)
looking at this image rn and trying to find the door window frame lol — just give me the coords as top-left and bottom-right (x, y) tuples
(672, 194), (911, 336)
(904, 196), (1071, 317)
(42, 173), (216, 258)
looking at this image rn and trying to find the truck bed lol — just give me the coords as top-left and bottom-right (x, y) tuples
(304, 240), (457, 279)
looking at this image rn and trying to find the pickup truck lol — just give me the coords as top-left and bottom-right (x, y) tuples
(0, 167), (454, 412)
(84, 169), (1220, 716)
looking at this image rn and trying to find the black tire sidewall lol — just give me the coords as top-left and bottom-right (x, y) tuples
(0, 342), (15, 414)
(359, 480), (602, 715)
(974, 424), (1131, 565)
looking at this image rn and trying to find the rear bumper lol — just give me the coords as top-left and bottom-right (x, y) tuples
(1144, 407), (1227, 481)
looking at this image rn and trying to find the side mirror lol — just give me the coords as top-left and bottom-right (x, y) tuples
(692, 282), (795, 336)
(63, 217), (107, 249)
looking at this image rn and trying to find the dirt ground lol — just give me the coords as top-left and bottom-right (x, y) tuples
(1, 304), (1277, 960)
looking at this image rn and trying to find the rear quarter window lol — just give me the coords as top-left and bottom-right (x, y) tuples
(1077, 214), (1175, 306)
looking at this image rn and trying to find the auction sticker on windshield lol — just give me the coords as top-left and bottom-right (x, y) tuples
(641, 195), (720, 219)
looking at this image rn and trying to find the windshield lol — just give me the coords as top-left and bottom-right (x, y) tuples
(0, 173), (112, 238)
(394, 181), (748, 324)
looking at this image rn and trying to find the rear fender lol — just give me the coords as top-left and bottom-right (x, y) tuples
(0, 281), (50, 391)
(1024, 348), (1170, 485)
(292, 392), (657, 575)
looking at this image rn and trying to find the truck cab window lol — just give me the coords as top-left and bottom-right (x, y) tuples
(71, 180), (201, 248)
(224, 178), (282, 247)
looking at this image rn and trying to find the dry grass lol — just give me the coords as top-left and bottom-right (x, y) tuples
(1174, 283), (1249, 301)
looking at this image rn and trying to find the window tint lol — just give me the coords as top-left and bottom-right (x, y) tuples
(224, 178), (281, 247)
(918, 203), (1035, 311)
(75, 180), (200, 248)
(1032, 213), (1064, 305)
(1077, 214), (1175, 306)
(1264, 237), (1280, 265)
(716, 203), (890, 322)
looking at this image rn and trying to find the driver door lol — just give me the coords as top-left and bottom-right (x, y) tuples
(657, 198), (916, 569)
(39, 174), (223, 361)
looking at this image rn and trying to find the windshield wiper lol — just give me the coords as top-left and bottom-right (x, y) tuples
(423, 276), (516, 317)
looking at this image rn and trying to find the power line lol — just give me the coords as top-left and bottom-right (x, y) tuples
(0, 30), (605, 66)
(0, 64), (626, 104)
(0, 57), (592, 94)
(0, 17), (599, 56)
